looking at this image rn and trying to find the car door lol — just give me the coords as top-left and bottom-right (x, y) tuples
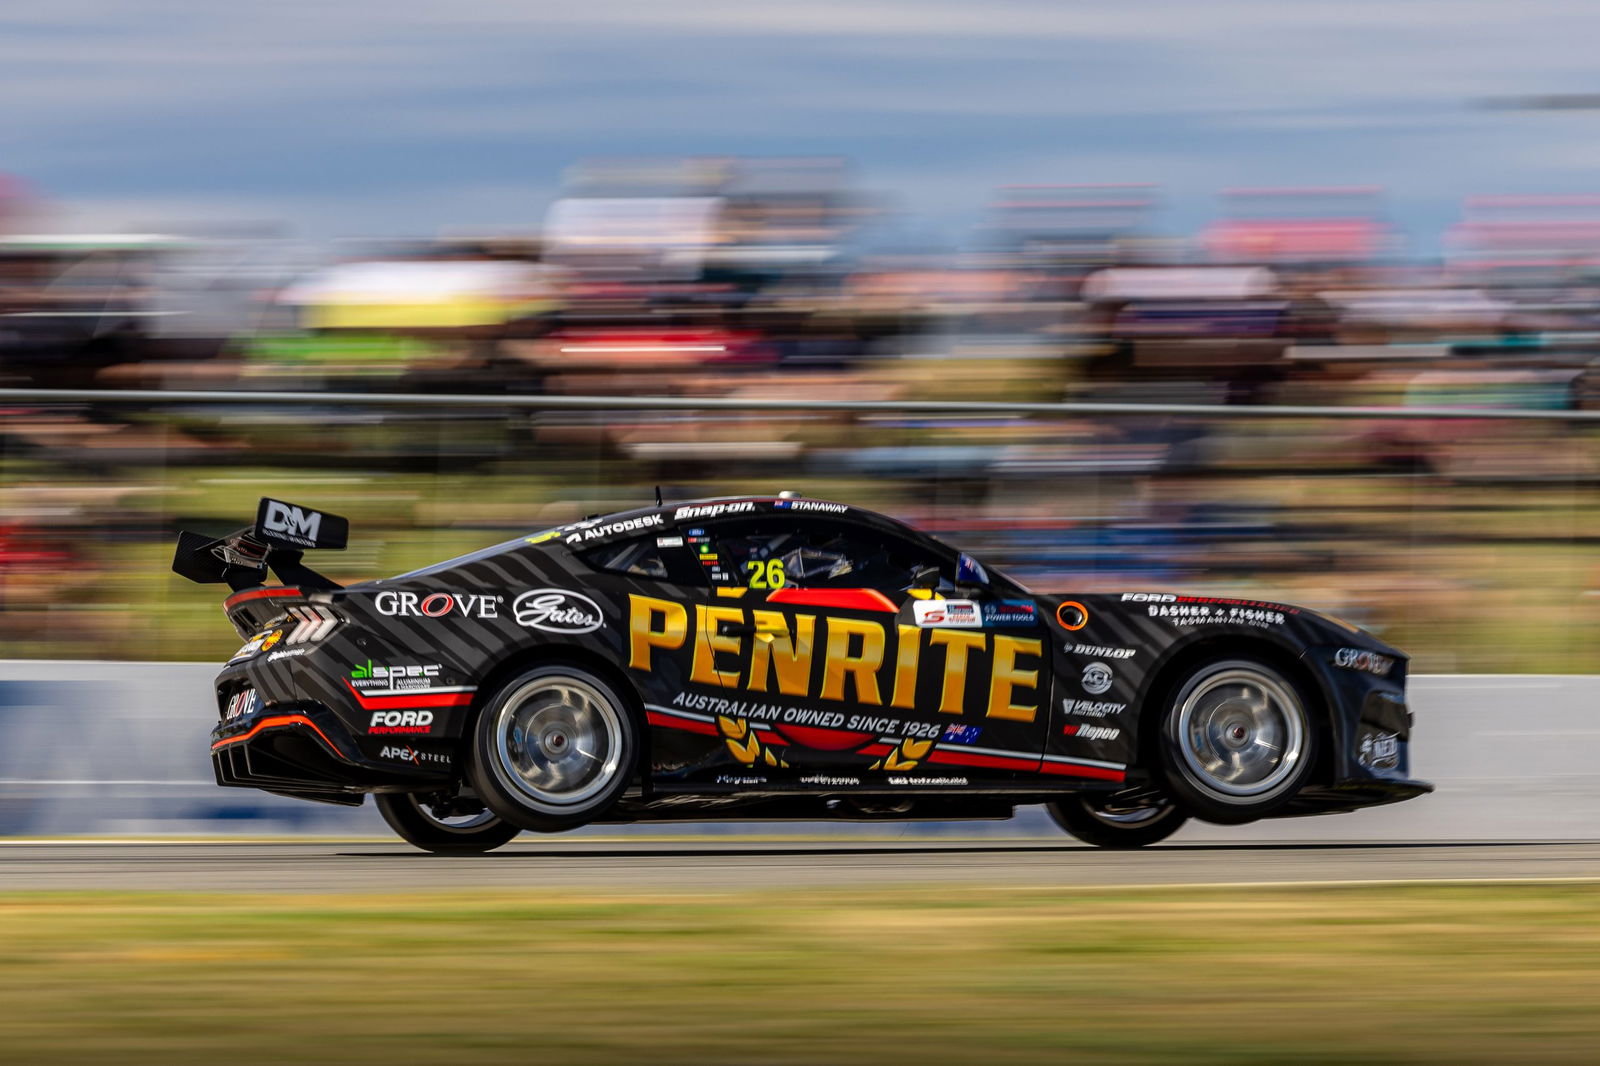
(688, 515), (1052, 780)
(893, 551), (1054, 778)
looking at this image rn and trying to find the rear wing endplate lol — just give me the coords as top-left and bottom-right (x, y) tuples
(172, 497), (347, 591)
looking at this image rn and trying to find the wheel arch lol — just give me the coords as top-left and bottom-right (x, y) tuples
(1134, 632), (1335, 788)
(468, 642), (650, 783)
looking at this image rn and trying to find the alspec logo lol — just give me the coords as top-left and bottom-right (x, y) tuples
(369, 710), (434, 735)
(352, 661), (440, 681)
(374, 591), (499, 619)
(513, 589), (604, 633)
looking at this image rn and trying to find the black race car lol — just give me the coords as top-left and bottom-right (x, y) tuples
(174, 495), (1429, 853)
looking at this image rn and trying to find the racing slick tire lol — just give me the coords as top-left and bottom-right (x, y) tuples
(374, 791), (522, 854)
(1156, 657), (1318, 825)
(1045, 794), (1188, 848)
(467, 664), (640, 833)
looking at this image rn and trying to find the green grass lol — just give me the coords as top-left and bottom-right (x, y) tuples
(3, 883), (1600, 1064)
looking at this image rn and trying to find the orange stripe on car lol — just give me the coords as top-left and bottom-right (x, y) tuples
(212, 714), (346, 759)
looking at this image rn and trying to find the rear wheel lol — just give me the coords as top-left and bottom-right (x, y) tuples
(467, 665), (639, 833)
(1157, 657), (1318, 824)
(374, 791), (521, 854)
(1046, 792), (1188, 848)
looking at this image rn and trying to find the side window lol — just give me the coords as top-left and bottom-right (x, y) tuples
(701, 518), (951, 591)
(581, 535), (704, 586)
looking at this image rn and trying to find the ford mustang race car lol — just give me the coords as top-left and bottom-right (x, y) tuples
(174, 495), (1429, 853)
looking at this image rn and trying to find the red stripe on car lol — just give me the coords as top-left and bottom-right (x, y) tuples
(765, 588), (898, 613)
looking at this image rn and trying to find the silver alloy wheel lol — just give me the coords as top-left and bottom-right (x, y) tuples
(407, 795), (500, 834)
(1174, 663), (1307, 802)
(489, 675), (625, 815)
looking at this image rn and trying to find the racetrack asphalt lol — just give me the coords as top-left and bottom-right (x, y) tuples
(4, 839), (1600, 892)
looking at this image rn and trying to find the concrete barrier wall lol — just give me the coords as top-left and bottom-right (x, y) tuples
(1, 661), (1594, 840)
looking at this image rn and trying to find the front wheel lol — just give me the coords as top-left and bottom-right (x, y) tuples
(374, 791), (522, 854)
(467, 665), (639, 833)
(1157, 657), (1318, 824)
(1046, 793), (1188, 848)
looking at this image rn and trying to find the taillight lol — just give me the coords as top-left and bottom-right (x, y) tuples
(285, 604), (339, 644)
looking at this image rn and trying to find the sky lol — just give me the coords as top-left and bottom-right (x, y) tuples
(6, 0), (1600, 252)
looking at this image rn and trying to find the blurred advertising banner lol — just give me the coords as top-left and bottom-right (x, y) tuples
(2, 661), (1598, 841)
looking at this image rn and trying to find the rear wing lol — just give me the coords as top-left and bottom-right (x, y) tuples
(172, 497), (348, 591)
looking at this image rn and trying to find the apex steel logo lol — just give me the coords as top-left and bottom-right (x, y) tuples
(379, 745), (450, 766)
(513, 589), (604, 633)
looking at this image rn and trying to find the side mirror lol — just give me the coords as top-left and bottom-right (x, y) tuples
(911, 565), (941, 589)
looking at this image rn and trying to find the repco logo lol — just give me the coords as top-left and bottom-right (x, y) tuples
(369, 710), (434, 735)
(374, 591), (499, 620)
(263, 501), (320, 542)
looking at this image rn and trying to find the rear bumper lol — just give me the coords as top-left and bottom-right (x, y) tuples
(210, 702), (455, 802)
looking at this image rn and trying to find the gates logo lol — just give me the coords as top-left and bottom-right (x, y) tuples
(513, 589), (604, 633)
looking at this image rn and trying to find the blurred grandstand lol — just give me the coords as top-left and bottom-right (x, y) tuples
(1, 159), (1596, 670)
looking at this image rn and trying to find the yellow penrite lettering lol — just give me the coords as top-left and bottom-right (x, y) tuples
(927, 629), (986, 715)
(986, 634), (1042, 722)
(890, 623), (921, 709)
(628, 594), (688, 671)
(691, 604), (746, 688)
(746, 609), (815, 695)
(819, 617), (885, 706)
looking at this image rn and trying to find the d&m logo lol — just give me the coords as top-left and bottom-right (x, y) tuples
(263, 500), (320, 542)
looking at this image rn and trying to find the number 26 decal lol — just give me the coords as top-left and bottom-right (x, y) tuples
(744, 558), (787, 589)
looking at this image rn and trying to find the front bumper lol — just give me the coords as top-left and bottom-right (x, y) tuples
(1302, 645), (1431, 798)
(1283, 777), (1434, 816)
